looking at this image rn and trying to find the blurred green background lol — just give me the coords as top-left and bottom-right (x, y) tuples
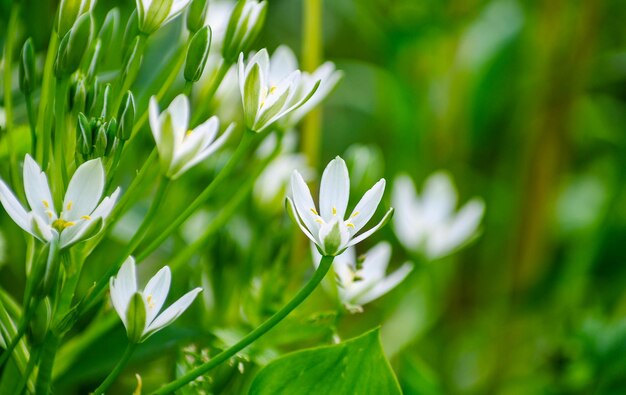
(2, 0), (626, 394)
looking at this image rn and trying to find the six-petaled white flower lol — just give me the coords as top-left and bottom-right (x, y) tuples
(287, 156), (393, 257)
(0, 155), (120, 249)
(149, 94), (234, 179)
(110, 257), (202, 343)
(392, 171), (485, 260)
(136, 0), (192, 35)
(313, 242), (412, 312)
(237, 47), (324, 133)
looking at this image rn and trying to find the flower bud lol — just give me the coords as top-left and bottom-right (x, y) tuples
(222, 0), (267, 63)
(19, 38), (36, 96)
(184, 26), (211, 83)
(105, 118), (118, 156)
(55, 12), (93, 77)
(122, 36), (144, 89)
(186, 0), (209, 33)
(137, 0), (192, 35)
(126, 292), (147, 343)
(77, 112), (93, 156)
(98, 8), (120, 48)
(117, 91), (135, 141)
(94, 123), (108, 157)
(72, 77), (87, 113)
(56, 0), (93, 38)
(122, 10), (140, 55)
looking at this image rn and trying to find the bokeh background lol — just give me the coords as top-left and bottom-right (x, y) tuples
(2, 0), (626, 393)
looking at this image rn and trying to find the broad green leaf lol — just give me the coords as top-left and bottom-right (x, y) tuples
(249, 328), (402, 395)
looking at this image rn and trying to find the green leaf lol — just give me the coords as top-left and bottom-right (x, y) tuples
(248, 328), (402, 395)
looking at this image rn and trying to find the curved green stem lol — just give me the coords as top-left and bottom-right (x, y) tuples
(92, 342), (137, 395)
(191, 60), (231, 126)
(38, 33), (59, 168)
(151, 255), (334, 395)
(136, 129), (262, 262)
(53, 77), (69, 193)
(81, 176), (170, 313)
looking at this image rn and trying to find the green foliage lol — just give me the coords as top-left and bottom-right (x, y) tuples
(249, 328), (401, 395)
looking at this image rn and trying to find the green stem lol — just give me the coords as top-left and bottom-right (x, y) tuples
(34, 332), (60, 395)
(169, 136), (282, 272)
(38, 33), (59, 168)
(152, 255), (334, 394)
(25, 95), (38, 154)
(136, 129), (261, 262)
(53, 77), (69, 193)
(114, 34), (148, 112)
(92, 342), (137, 395)
(81, 176), (170, 313)
(191, 60), (231, 126)
(3, 4), (20, 192)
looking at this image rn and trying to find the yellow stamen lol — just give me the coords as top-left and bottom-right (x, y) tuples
(315, 219), (324, 224)
(42, 200), (50, 209)
(332, 207), (337, 215)
(351, 211), (360, 218)
(51, 219), (75, 231)
(146, 295), (155, 309)
(46, 211), (53, 219)
(185, 129), (193, 137)
(81, 215), (92, 220)
(66, 201), (73, 210)
(346, 223), (355, 228)
(269, 85), (277, 94)
(310, 208), (319, 216)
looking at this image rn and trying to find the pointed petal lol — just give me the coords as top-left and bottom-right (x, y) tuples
(270, 45), (298, 84)
(290, 171), (320, 235)
(285, 197), (318, 245)
(346, 208), (394, 249)
(422, 171), (457, 225)
(0, 179), (32, 234)
(29, 213), (54, 242)
(23, 155), (56, 223)
(59, 216), (103, 249)
(62, 159), (105, 221)
(149, 96), (162, 145)
(357, 262), (413, 305)
(110, 257), (138, 328)
(349, 179), (385, 234)
(426, 198), (485, 259)
(360, 241), (392, 280)
(144, 287), (202, 338)
(166, 94), (190, 144)
(91, 188), (121, 220)
(143, 266), (172, 325)
(319, 156), (350, 220)
(392, 175), (423, 250)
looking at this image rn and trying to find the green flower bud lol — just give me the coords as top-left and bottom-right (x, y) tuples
(186, 0), (209, 33)
(94, 123), (108, 157)
(86, 39), (101, 81)
(136, 0), (192, 35)
(105, 118), (118, 156)
(117, 91), (135, 141)
(77, 112), (93, 155)
(184, 26), (211, 83)
(126, 292), (147, 343)
(222, 0), (267, 63)
(55, 12), (93, 77)
(122, 10), (140, 55)
(98, 8), (120, 48)
(56, 0), (93, 37)
(72, 77), (87, 113)
(122, 36), (144, 90)
(19, 38), (36, 96)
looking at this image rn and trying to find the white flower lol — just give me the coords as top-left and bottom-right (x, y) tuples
(286, 156), (393, 256)
(136, 0), (192, 34)
(222, 0), (266, 61)
(392, 171), (485, 260)
(237, 47), (323, 133)
(110, 257), (202, 343)
(313, 242), (412, 311)
(0, 155), (120, 249)
(149, 94), (233, 179)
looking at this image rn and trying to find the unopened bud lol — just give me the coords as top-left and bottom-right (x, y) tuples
(122, 36), (144, 89)
(77, 112), (93, 155)
(56, 0), (93, 37)
(55, 12), (93, 77)
(72, 77), (87, 113)
(19, 38), (36, 96)
(222, 0), (267, 63)
(105, 118), (118, 156)
(94, 124), (108, 157)
(184, 26), (211, 83)
(98, 8), (120, 48)
(186, 0), (209, 33)
(117, 91), (135, 141)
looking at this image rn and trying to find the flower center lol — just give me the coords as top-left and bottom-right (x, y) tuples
(51, 219), (75, 232)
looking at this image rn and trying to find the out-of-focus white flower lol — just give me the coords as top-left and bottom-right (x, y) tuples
(222, 0), (266, 62)
(205, 0), (236, 51)
(313, 242), (412, 311)
(392, 172), (485, 260)
(110, 257), (202, 343)
(237, 47), (325, 133)
(149, 94), (234, 179)
(0, 155), (119, 249)
(136, 0), (192, 35)
(287, 156), (392, 257)
(253, 132), (314, 211)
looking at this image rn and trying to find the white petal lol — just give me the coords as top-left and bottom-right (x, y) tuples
(392, 175), (423, 250)
(171, 122), (233, 178)
(23, 155), (56, 223)
(0, 179), (32, 234)
(346, 208), (394, 249)
(290, 171), (320, 235)
(286, 197), (319, 245)
(165, 0), (191, 23)
(269, 45), (298, 84)
(91, 188), (121, 220)
(426, 198), (485, 259)
(359, 241), (392, 281)
(59, 216), (103, 249)
(62, 159), (105, 221)
(144, 287), (202, 338)
(29, 213), (54, 242)
(149, 96), (162, 146)
(422, 171), (457, 225)
(111, 257), (138, 327)
(349, 179), (385, 234)
(357, 262), (413, 305)
(166, 94), (191, 144)
(319, 156), (350, 220)
(143, 266), (172, 325)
